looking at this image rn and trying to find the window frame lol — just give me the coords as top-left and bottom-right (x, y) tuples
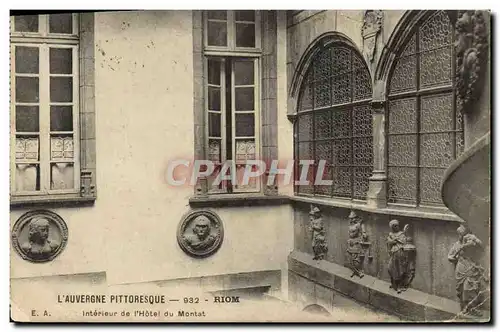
(204, 10), (262, 55)
(294, 42), (374, 201)
(385, 10), (463, 209)
(202, 10), (263, 195)
(10, 13), (96, 207)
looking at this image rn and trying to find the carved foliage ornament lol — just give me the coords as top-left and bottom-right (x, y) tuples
(455, 10), (489, 115)
(362, 10), (383, 63)
(308, 205), (328, 260)
(177, 210), (224, 258)
(11, 210), (69, 263)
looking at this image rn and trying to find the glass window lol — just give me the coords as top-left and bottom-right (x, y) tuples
(295, 44), (373, 199)
(387, 11), (462, 207)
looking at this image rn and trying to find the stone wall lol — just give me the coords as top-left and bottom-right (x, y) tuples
(292, 201), (461, 300)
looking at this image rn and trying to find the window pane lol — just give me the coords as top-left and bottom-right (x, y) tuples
(208, 113), (221, 137)
(208, 139), (221, 162)
(208, 86), (221, 111)
(207, 21), (227, 47)
(235, 11), (255, 22)
(235, 114), (255, 137)
(50, 77), (73, 102)
(49, 13), (73, 34)
(51, 135), (74, 160)
(15, 164), (40, 191)
(50, 106), (73, 131)
(332, 167), (351, 197)
(235, 23), (255, 48)
(50, 48), (72, 74)
(16, 106), (39, 132)
(207, 11), (227, 20)
(420, 47), (452, 89)
(51, 162), (74, 189)
(235, 140), (256, 162)
(207, 59), (221, 85)
(16, 77), (39, 102)
(14, 15), (38, 32)
(387, 166), (417, 203)
(420, 167), (445, 205)
(420, 93), (453, 132)
(353, 166), (372, 199)
(15, 46), (39, 74)
(420, 133), (454, 168)
(16, 136), (39, 161)
(235, 87), (254, 111)
(234, 60), (254, 85)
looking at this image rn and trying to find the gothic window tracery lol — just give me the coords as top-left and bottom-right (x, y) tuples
(387, 11), (464, 207)
(295, 43), (373, 200)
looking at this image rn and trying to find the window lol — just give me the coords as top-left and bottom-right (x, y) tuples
(204, 11), (261, 194)
(205, 10), (261, 52)
(10, 13), (95, 204)
(387, 11), (464, 207)
(295, 43), (373, 200)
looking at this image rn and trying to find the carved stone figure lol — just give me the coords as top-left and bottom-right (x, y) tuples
(346, 211), (370, 278)
(11, 210), (68, 263)
(183, 215), (217, 251)
(362, 10), (383, 62)
(308, 205), (327, 260)
(455, 10), (489, 115)
(177, 210), (223, 258)
(386, 219), (416, 293)
(448, 225), (488, 316)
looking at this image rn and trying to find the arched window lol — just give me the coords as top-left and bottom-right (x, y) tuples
(295, 42), (373, 200)
(387, 11), (464, 207)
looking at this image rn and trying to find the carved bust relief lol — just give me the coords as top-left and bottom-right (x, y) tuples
(11, 210), (68, 263)
(177, 210), (224, 258)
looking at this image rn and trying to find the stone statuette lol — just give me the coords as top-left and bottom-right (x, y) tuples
(346, 210), (371, 278)
(386, 219), (416, 293)
(11, 210), (69, 263)
(308, 205), (328, 261)
(177, 210), (224, 258)
(448, 225), (488, 316)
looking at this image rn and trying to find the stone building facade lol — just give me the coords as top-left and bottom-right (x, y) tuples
(9, 10), (490, 322)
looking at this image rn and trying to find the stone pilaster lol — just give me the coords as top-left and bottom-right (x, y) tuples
(367, 80), (387, 208)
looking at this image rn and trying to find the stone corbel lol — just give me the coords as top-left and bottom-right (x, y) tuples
(80, 170), (96, 198)
(455, 10), (489, 115)
(362, 10), (384, 64)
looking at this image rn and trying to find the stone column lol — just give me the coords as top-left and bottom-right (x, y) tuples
(367, 80), (387, 208)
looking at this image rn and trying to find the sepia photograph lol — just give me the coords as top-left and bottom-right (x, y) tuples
(7, 6), (492, 324)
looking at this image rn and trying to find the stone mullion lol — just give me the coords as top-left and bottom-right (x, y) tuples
(367, 80), (387, 208)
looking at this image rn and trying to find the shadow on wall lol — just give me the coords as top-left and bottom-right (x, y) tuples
(302, 304), (331, 317)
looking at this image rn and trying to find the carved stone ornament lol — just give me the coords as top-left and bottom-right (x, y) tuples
(386, 219), (416, 293)
(455, 10), (489, 115)
(177, 210), (224, 258)
(448, 224), (489, 316)
(346, 210), (371, 278)
(308, 205), (328, 260)
(362, 10), (383, 62)
(11, 210), (68, 263)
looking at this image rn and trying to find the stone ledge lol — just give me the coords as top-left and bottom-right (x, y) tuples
(290, 195), (462, 222)
(288, 250), (465, 322)
(189, 195), (290, 208)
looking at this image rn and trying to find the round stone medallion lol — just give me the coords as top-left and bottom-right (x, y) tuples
(11, 210), (68, 263)
(177, 210), (224, 258)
